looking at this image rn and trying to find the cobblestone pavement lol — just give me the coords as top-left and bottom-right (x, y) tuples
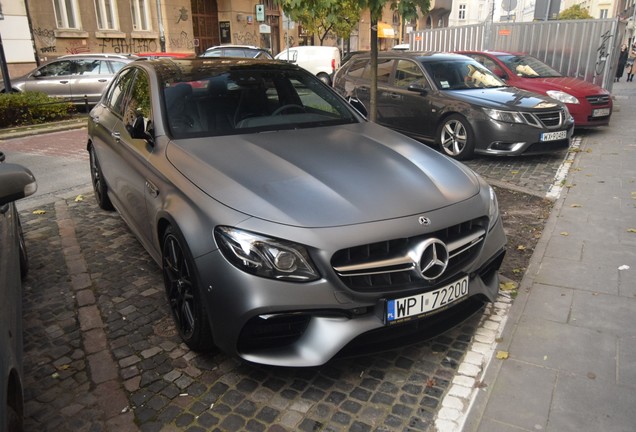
(5, 127), (581, 431)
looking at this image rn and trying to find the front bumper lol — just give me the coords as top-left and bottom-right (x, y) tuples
(473, 115), (575, 156)
(196, 210), (507, 367)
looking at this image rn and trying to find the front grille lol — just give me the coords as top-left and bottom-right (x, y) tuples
(586, 94), (610, 105)
(534, 109), (564, 128)
(331, 217), (488, 293)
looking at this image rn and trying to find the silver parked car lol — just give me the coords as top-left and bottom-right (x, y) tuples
(1, 53), (137, 105)
(87, 58), (507, 366)
(0, 152), (37, 432)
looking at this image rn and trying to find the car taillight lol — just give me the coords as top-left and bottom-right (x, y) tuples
(331, 58), (335, 72)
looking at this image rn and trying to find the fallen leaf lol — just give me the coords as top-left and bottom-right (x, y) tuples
(517, 245), (526, 251)
(57, 364), (70, 370)
(33, 209), (46, 215)
(496, 351), (509, 360)
(500, 281), (517, 291)
(510, 170), (519, 175)
(570, 204), (582, 208)
(426, 378), (437, 388)
(560, 231), (569, 236)
(628, 228), (636, 233)
(75, 194), (84, 202)
(512, 268), (524, 274)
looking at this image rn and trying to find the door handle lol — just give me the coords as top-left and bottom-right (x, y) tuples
(111, 131), (120, 142)
(91, 116), (100, 124)
(98, 79), (108, 82)
(59, 80), (69, 84)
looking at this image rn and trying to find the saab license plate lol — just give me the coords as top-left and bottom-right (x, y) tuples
(592, 108), (610, 117)
(541, 130), (567, 142)
(386, 276), (469, 323)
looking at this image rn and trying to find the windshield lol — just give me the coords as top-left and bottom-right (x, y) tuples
(162, 68), (359, 139)
(497, 55), (562, 78)
(423, 59), (506, 90)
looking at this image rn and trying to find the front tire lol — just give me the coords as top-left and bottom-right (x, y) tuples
(437, 114), (475, 160)
(162, 226), (214, 352)
(89, 145), (114, 210)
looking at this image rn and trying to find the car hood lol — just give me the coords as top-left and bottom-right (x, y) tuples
(166, 123), (481, 228)
(512, 76), (610, 97)
(449, 87), (561, 110)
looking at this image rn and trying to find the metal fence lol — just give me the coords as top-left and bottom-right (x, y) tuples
(410, 18), (627, 91)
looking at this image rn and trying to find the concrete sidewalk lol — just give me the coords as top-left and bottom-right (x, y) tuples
(463, 83), (636, 431)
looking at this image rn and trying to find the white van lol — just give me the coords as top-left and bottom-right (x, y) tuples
(275, 46), (341, 84)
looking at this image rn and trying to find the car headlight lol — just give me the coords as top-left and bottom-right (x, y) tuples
(215, 227), (320, 281)
(488, 185), (500, 230)
(546, 90), (579, 104)
(483, 108), (526, 124)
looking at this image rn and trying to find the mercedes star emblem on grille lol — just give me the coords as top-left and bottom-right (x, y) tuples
(418, 238), (449, 280)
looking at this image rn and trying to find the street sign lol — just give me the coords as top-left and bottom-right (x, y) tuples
(259, 24), (271, 34)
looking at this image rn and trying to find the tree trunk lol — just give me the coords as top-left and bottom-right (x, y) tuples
(370, 17), (378, 123)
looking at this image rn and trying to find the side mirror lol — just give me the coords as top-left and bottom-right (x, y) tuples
(407, 83), (428, 95)
(347, 97), (368, 118)
(127, 110), (154, 145)
(0, 163), (37, 207)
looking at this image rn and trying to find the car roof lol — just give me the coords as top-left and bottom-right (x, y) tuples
(59, 53), (138, 60)
(128, 57), (306, 82)
(205, 45), (264, 51)
(459, 50), (524, 57)
(348, 51), (474, 63)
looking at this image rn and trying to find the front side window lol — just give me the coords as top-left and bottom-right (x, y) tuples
(53, 0), (81, 29)
(36, 60), (73, 77)
(498, 55), (562, 78)
(123, 72), (152, 137)
(131, 0), (150, 31)
(424, 60), (505, 90)
(393, 60), (425, 89)
(94, 0), (119, 30)
(106, 68), (136, 116)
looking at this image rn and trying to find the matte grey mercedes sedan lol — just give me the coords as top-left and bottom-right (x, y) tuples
(87, 58), (507, 366)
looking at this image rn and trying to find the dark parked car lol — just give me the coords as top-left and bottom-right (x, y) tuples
(0, 152), (37, 432)
(458, 51), (612, 128)
(1, 53), (137, 105)
(332, 52), (575, 160)
(200, 45), (273, 59)
(87, 58), (506, 366)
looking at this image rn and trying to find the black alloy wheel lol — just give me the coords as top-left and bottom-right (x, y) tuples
(162, 226), (214, 352)
(89, 146), (114, 210)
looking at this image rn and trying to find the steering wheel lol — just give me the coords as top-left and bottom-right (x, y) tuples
(272, 104), (305, 116)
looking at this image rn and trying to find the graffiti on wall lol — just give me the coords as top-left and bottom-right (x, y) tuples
(233, 31), (258, 46)
(595, 29), (613, 77)
(32, 27), (57, 53)
(99, 38), (158, 54)
(176, 7), (189, 24)
(169, 31), (195, 50)
(66, 39), (90, 55)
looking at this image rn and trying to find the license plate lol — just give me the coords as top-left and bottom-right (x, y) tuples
(541, 130), (567, 142)
(592, 108), (610, 117)
(386, 276), (469, 323)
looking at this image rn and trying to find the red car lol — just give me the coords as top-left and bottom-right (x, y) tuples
(459, 51), (612, 128)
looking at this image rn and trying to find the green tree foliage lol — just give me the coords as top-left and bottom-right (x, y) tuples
(276, 0), (361, 45)
(558, 4), (594, 20)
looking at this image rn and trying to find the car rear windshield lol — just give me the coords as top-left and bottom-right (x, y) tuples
(162, 68), (359, 138)
(423, 59), (506, 90)
(496, 55), (562, 78)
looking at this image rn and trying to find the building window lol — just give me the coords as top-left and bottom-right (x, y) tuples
(458, 4), (466, 20)
(94, 0), (119, 30)
(131, 0), (151, 31)
(53, 0), (81, 29)
(599, 9), (608, 18)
